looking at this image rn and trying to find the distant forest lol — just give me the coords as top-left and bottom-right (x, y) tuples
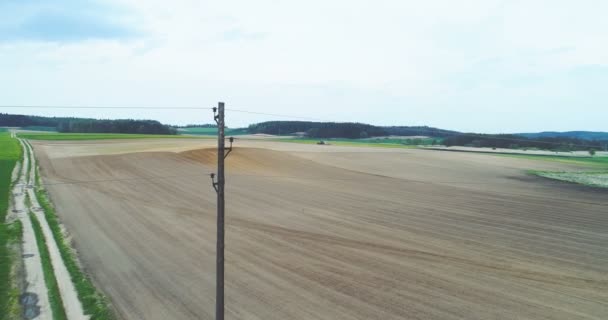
(176, 124), (218, 128)
(518, 131), (608, 141)
(444, 134), (608, 151)
(248, 121), (452, 139)
(0, 113), (176, 135)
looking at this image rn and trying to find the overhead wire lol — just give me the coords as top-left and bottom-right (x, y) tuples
(226, 108), (331, 122)
(0, 105), (211, 110)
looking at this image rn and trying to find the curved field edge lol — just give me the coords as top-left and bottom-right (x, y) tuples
(495, 153), (608, 168)
(422, 147), (608, 188)
(0, 132), (22, 320)
(514, 154), (608, 188)
(32, 152), (115, 319)
(529, 170), (608, 188)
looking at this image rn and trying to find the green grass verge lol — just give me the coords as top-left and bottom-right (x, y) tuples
(0, 132), (22, 320)
(0, 220), (22, 320)
(17, 132), (209, 141)
(0, 220), (23, 320)
(29, 212), (68, 320)
(34, 166), (114, 320)
(24, 143), (31, 181)
(0, 133), (22, 161)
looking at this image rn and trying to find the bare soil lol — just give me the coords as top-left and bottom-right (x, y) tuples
(31, 139), (608, 320)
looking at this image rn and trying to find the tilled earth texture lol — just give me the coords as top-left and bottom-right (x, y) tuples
(31, 139), (608, 320)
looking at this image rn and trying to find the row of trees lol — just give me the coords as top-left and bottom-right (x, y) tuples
(0, 114), (68, 127)
(443, 134), (608, 151)
(175, 124), (218, 128)
(247, 121), (453, 139)
(57, 119), (176, 134)
(0, 113), (176, 135)
(383, 126), (457, 137)
(248, 121), (387, 139)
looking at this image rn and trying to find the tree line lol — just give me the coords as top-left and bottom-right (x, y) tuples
(384, 126), (457, 137)
(175, 124), (218, 128)
(0, 113), (176, 135)
(247, 121), (451, 139)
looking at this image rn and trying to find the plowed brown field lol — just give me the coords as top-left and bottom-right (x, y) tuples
(31, 139), (608, 320)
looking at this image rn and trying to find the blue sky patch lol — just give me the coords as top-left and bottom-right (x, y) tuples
(0, 0), (136, 42)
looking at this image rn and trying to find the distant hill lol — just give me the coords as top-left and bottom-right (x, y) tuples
(518, 131), (608, 141)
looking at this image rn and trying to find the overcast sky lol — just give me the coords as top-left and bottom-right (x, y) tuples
(1, 0), (606, 132)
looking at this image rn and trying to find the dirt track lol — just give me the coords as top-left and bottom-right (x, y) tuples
(31, 139), (608, 319)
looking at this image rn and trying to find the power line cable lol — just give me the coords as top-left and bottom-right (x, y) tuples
(226, 108), (332, 122)
(0, 105), (333, 121)
(0, 105), (211, 110)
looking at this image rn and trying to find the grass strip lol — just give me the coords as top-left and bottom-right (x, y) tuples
(34, 166), (114, 320)
(29, 212), (68, 320)
(0, 132), (22, 320)
(24, 143), (31, 182)
(0, 220), (22, 320)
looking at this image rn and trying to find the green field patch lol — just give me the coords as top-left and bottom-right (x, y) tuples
(0, 133), (21, 161)
(0, 132), (21, 319)
(17, 132), (210, 141)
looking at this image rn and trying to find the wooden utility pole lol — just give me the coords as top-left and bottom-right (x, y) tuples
(214, 102), (226, 320)
(211, 102), (234, 320)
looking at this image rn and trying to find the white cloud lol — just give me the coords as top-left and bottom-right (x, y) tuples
(1, 0), (607, 131)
